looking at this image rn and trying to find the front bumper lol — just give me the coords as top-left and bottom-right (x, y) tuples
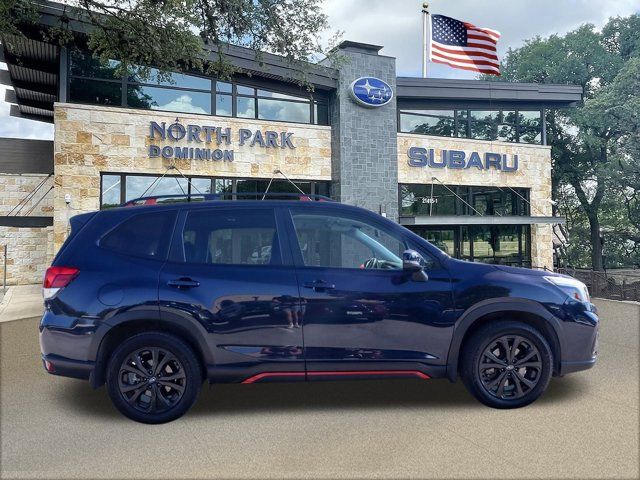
(560, 357), (597, 375)
(557, 300), (599, 376)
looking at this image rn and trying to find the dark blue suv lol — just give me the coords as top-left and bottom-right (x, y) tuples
(40, 197), (599, 423)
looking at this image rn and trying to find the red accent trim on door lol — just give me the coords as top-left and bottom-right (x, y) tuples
(241, 370), (430, 384)
(241, 372), (305, 384)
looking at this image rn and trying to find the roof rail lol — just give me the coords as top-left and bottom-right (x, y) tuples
(121, 192), (334, 207)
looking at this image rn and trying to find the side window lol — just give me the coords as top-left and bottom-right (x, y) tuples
(182, 208), (281, 265)
(290, 210), (405, 270)
(101, 210), (176, 259)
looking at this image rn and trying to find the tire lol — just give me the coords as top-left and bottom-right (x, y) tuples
(106, 332), (202, 424)
(460, 321), (553, 409)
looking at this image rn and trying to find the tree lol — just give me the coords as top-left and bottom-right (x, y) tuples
(485, 16), (640, 270)
(0, 0), (332, 86)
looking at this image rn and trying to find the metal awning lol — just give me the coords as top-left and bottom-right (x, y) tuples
(400, 215), (566, 226)
(0, 34), (59, 123)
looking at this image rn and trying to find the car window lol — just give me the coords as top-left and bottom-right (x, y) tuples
(290, 210), (405, 270)
(101, 210), (176, 260)
(182, 208), (281, 265)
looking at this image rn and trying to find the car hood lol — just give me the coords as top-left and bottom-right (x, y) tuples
(493, 264), (552, 277)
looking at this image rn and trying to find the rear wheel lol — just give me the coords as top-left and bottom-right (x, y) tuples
(106, 332), (202, 423)
(461, 321), (553, 409)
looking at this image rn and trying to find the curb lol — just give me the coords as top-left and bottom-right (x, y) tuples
(0, 286), (16, 318)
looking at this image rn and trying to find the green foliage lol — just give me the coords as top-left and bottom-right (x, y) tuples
(0, 0), (333, 88)
(0, 0), (37, 37)
(484, 15), (640, 269)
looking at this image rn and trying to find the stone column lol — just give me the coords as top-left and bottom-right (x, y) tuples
(323, 42), (398, 220)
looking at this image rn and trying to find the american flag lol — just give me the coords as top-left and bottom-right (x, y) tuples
(429, 14), (501, 76)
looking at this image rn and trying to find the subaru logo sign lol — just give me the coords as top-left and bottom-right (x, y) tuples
(349, 77), (393, 107)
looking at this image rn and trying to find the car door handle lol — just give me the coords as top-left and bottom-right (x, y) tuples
(303, 280), (335, 292)
(167, 278), (200, 289)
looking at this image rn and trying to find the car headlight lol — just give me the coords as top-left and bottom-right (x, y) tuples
(544, 275), (591, 303)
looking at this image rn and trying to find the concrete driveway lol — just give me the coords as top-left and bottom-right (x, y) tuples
(1, 299), (638, 479)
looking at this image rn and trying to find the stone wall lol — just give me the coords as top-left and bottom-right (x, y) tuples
(0, 174), (54, 216)
(397, 134), (554, 269)
(0, 174), (54, 285)
(0, 226), (53, 286)
(53, 103), (332, 251)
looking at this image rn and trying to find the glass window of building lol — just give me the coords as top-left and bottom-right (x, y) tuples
(257, 98), (310, 123)
(125, 175), (188, 202)
(215, 93), (232, 116)
(214, 179), (233, 195)
(314, 102), (329, 125)
(399, 184), (458, 216)
(190, 178), (212, 194)
(236, 96), (256, 118)
(463, 225), (530, 266)
(410, 225), (531, 267)
(129, 67), (211, 90)
(400, 184), (529, 217)
(400, 110), (455, 137)
(101, 174), (331, 208)
(518, 111), (542, 144)
(70, 49), (120, 79)
(101, 175), (121, 208)
(127, 85), (211, 114)
(469, 110), (498, 141)
(68, 48), (328, 125)
(237, 85), (255, 95)
(70, 78), (122, 106)
(399, 108), (543, 144)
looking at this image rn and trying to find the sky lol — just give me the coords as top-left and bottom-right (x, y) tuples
(1, 0), (639, 140)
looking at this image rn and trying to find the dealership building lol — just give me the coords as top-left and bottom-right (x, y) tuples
(0, 1), (582, 285)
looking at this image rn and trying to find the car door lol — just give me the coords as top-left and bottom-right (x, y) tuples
(286, 206), (454, 379)
(158, 205), (305, 383)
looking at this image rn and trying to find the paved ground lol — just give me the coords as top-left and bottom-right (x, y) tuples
(0, 285), (43, 323)
(0, 299), (638, 479)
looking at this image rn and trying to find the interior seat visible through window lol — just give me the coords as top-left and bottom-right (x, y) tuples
(181, 208), (281, 266)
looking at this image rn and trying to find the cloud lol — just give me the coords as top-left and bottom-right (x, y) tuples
(154, 94), (209, 114)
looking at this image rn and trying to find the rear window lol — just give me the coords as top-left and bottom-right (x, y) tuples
(182, 208), (281, 265)
(100, 210), (176, 260)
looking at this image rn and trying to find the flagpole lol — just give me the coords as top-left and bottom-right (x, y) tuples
(422, 2), (430, 78)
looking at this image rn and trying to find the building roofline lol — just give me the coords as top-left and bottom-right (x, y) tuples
(396, 77), (583, 107)
(332, 40), (384, 55)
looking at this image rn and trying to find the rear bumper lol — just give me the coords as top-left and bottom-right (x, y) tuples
(42, 354), (94, 381)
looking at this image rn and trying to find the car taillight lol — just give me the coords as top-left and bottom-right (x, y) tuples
(43, 266), (79, 299)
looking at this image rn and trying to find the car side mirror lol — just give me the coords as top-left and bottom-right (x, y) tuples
(402, 249), (428, 282)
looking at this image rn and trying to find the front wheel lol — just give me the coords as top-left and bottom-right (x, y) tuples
(461, 321), (553, 409)
(106, 332), (202, 423)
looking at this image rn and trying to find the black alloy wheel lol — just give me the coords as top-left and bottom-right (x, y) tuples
(106, 332), (202, 423)
(478, 335), (542, 400)
(461, 321), (553, 409)
(117, 347), (187, 414)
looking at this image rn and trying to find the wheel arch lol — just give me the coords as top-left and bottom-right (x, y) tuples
(445, 298), (563, 382)
(90, 317), (210, 389)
